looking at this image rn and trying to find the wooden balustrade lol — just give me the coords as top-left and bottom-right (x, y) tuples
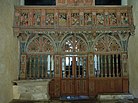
(94, 54), (121, 77)
(20, 54), (54, 79)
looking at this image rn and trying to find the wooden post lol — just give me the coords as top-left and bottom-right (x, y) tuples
(20, 54), (27, 79)
(122, 52), (128, 77)
(88, 53), (94, 77)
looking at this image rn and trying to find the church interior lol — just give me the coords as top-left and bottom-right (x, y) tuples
(0, 0), (138, 103)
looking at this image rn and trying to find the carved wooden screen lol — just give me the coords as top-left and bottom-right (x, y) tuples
(14, 5), (134, 97)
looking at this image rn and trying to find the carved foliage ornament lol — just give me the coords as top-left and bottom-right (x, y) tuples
(27, 36), (54, 53)
(94, 35), (121, 52)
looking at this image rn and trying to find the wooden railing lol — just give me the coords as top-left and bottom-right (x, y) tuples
(94, 54), (121, 77)
(14, 6), (134, 30)
(20, 54), (54, 79)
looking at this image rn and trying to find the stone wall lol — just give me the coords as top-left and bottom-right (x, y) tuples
(0, 0), (19, 103)
(13, 80), (51, 100)
(128, 0), (138, 98)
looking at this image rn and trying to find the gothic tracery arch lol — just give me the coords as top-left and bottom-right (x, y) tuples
(61, 34), (88, 52)
(93, 34), (122, 52)
(26, 35), (55, 53)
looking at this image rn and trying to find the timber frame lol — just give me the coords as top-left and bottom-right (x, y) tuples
(13, 1), (135, 98)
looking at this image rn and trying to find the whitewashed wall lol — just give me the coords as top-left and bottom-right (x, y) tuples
(128, 0), (138, 98)
(0, 0), (19, 103)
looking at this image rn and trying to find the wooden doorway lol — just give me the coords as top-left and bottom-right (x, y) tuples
(61, 55), (88, 96)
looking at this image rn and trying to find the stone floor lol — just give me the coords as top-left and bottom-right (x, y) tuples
(10, 99), (138, 103)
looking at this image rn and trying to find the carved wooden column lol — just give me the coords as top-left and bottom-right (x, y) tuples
(20, 54), (27, 79)
(88, 53), (94, 77)
(121, 52), (129, 92)
(122, 52), (128, 77)
(88, 53), (95, 96)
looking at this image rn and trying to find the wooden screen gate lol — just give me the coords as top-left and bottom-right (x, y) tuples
(61, 55), (88, 96)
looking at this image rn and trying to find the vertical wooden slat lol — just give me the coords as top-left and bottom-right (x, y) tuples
(68, 56), (70, 78)
(96, 54), (99, 77)
(100, 55), (103, 77)
(29, 56), (32, 79)
(78, 56), (80, 78)
(64, 56), (66, 78)
(108, 55), (111, 77)
(45, 55), (48, 78)
(38, 55), (40, 78)
(81, 56), (84, 78)
(99, 54), (101, 77)
(41, 55), (44, 78)
(104, 55), (107, 77)
(32, 55), (36, 78)
(106, 55), (109, 77)
(116, 54), (119, 77)
(62, 56), (65, 78)
(65, 56), (67, 78)
(103, 55), (105, 77)
(112, 54), (115, 77)
(50, 55), (51, 78)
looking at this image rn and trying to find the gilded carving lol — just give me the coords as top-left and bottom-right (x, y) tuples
(109, 13), (117, 25)
(71, 13), (80, 26)
(59, 13), (67, 26)
(84, 13), (92, 25)
(96, 13), (104, 25)
(121, 12), (129, 25)
(45, 13), (54, 26)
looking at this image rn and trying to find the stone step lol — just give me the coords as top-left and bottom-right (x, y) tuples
(97, 93), (134, 101)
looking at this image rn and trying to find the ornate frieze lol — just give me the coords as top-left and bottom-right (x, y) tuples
(14, 6), (134, 33)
